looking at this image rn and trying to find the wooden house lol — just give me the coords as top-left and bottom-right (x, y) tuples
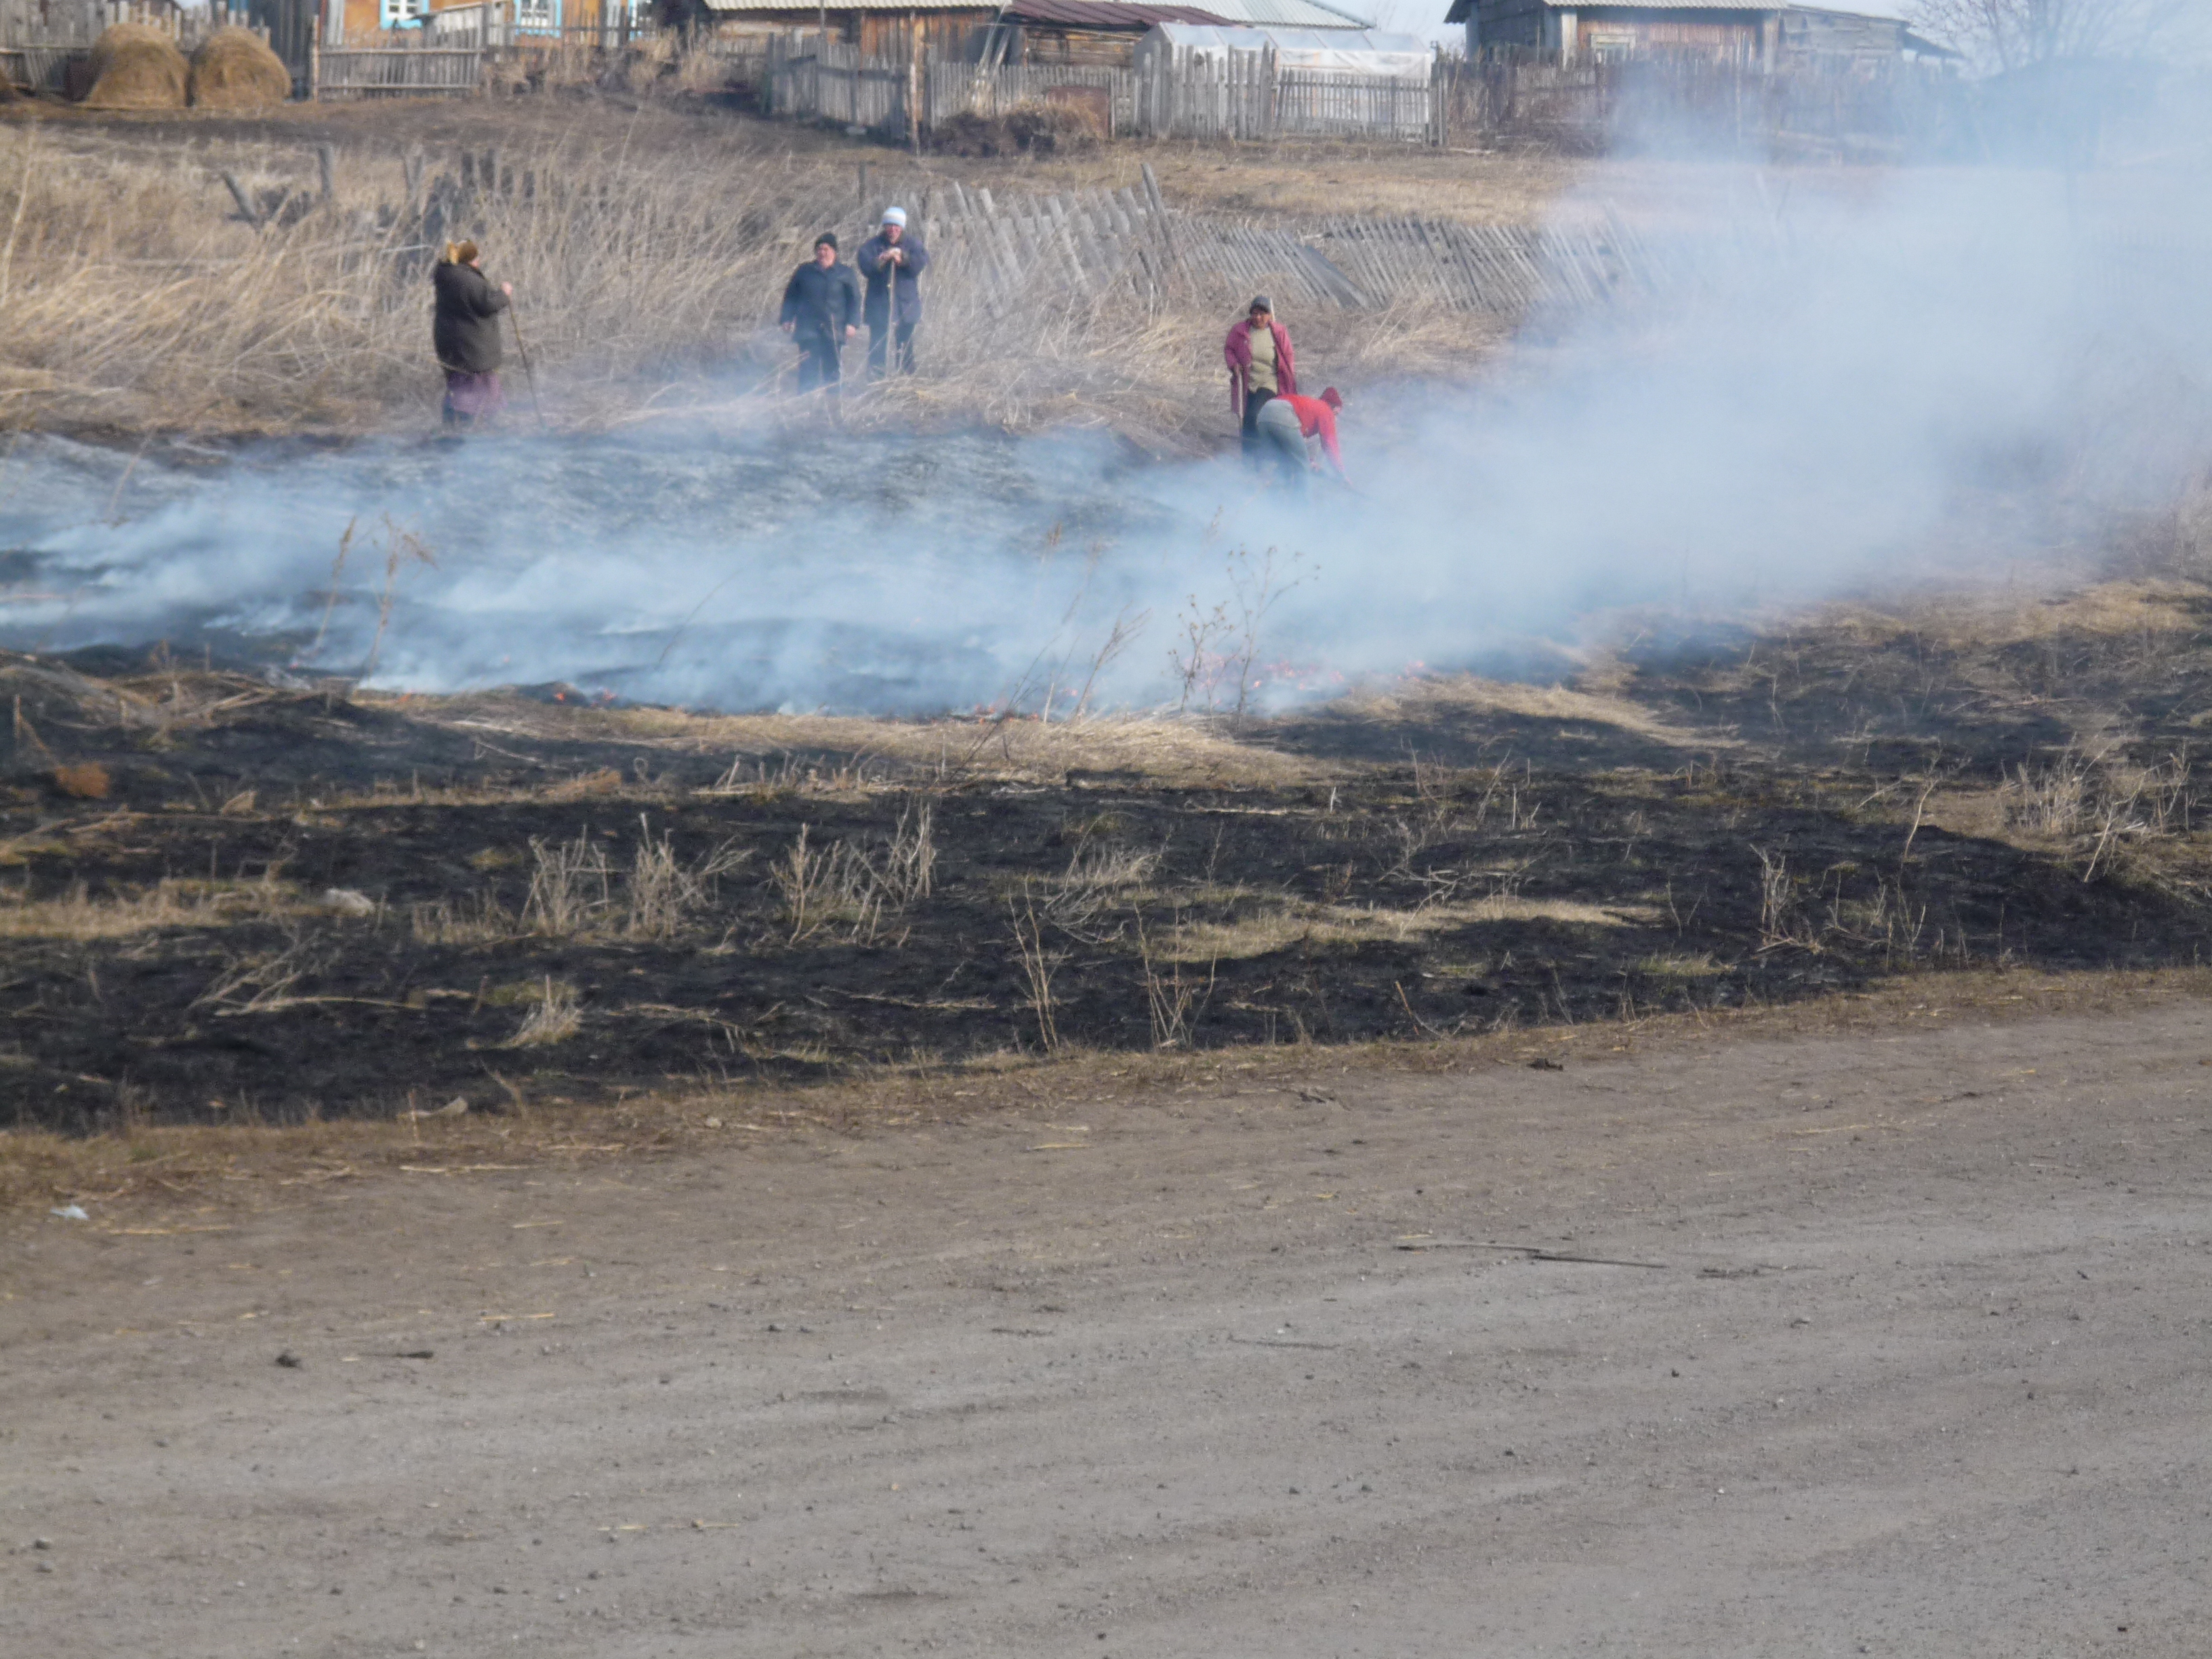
(681, 0), (993, 60)
(1446, 0), (1959, 69)
(977, 0), (1232, 71)
(329, 0), (640, 46)
(677, 0), (1361, 61)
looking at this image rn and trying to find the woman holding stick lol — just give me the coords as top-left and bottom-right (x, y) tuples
(431, 240), (512, 431)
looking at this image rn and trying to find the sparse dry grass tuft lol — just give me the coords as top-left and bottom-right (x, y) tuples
(506, 976), (581, 1046)
(0, 876), (322, 939)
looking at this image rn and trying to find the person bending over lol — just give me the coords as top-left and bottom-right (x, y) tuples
(857, 207), (930, 380)
(1223, 295), (1296, 464)
(431, 240), (512, 431)
(1252, 386), (1349, 494)
(780, 233), (863, 400)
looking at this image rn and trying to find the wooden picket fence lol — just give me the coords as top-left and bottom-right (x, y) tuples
(316, 42), (485, 98)
(769, 33), (1442, 146)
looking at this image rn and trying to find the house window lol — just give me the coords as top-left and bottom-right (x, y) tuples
(380, 0), (429, 24)
(512, 0), (558, 30)
(1588, 30), (1635, 62)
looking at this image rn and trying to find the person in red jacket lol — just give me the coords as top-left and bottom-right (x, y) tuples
(1252, 386), (1349, 492)
(1223, 296), (1296, 465)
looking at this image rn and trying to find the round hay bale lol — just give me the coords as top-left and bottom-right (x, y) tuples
(188, 26), (291, 110)
(83, 23), (188, 110)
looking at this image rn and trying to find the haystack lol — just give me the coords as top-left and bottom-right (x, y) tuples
(188, 26), (291, 110)
(82, 23), (188, 110)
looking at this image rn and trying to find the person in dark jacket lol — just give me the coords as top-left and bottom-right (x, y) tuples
(856, 207), (930, 380)
(779, 232), (863, 400)
(1224, 295), (1296, 464)
(431, 240), (512, 430)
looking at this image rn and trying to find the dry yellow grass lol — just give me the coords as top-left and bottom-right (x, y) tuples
(1336, 672), (1738, 754)
(0, 876), (335, 939)
(407, 696), (1325, 790)
(1164, 892), (1658, 960)
(0, 106), (1525, 441)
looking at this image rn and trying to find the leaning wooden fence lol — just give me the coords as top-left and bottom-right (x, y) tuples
(824, 164), (1663, 322)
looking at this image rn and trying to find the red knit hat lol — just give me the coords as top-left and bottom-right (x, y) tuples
(1319, 386), (1344, 409)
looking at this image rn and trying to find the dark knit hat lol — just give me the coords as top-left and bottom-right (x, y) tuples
(1248, 295), (1273, 314)
(815, 231), (838, 251)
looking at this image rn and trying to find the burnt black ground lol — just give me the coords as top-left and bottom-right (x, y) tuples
(8, 627), (2211, 1133)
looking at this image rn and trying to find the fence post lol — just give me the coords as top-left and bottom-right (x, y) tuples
(307, 16), (319, 100)
(907, 14), (920, 155)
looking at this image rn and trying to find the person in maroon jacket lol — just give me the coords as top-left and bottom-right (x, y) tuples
(1223, 295), (1296, 464)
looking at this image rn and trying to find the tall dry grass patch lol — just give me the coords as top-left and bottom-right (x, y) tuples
(0, 119), (1505, 441)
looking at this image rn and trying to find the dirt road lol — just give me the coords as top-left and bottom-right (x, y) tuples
(7, 1005), (2211, 1656)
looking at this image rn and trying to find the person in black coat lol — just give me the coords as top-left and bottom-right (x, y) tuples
(857, 207), (930, 379)
(431, 241), (511, 430)
(779, 232), (863, 400)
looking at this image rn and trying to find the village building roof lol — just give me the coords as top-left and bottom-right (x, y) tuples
(1146, 20), (1429, 65)
(996, 0), (1232, 25)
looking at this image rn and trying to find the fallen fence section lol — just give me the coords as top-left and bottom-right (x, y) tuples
(835, 173), (1672, 321)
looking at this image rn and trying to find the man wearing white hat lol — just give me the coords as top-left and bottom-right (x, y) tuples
(857, 206), (930, 380)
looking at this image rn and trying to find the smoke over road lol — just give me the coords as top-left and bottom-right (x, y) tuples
(4, 152), (2209, 716)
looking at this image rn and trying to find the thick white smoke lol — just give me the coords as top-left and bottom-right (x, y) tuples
(3, 122), (2209, 716)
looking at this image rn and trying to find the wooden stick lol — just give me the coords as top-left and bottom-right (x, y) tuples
(506, 301), (546, 431)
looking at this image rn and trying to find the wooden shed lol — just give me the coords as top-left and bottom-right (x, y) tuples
(979, 0), (1231, 70)
(688, 0), (994, 59)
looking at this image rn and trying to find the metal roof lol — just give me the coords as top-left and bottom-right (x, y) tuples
(1000, 0), (1231, 24)
(701, 0), (1004, 12)
(1448, 0), (1912, 13)
(699, 0), (1363, 17)
(1175, 0), (1372, 24)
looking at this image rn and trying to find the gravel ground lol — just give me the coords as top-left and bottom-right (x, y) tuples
(5, 1002), (2210, 1656)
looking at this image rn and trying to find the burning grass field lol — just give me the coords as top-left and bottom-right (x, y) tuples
(7, 475), (2212, 1167)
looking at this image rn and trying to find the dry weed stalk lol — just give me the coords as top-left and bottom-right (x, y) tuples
(1006, 884), (1067, 1052)
(1134, 908), (1214, 1049)
(524, 830), (612, 935)
(507, 976), (581, 1046)
(626, 815), (748, 939)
